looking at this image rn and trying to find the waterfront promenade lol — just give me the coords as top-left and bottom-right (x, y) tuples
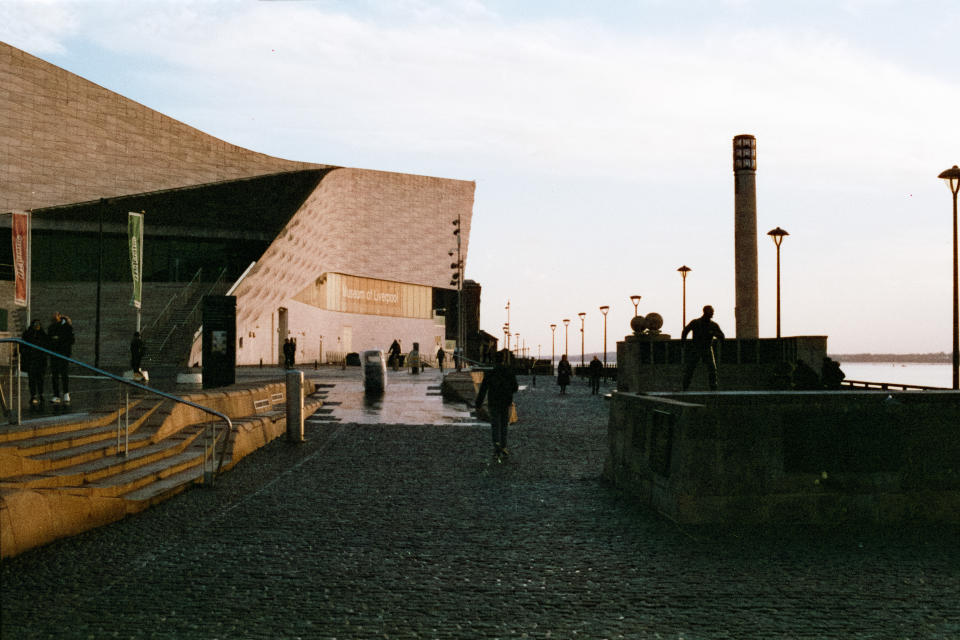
(2, 368), (958, 639)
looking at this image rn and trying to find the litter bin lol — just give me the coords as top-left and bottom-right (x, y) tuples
(362, 350), (387, 395)
(286, 370), (304, 442)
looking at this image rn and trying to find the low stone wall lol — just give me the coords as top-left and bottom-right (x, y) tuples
(604, 390), (960, 524)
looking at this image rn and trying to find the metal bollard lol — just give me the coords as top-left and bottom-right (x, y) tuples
(286, 370), (305, 442)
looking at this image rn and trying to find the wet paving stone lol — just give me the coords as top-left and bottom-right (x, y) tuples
(2, 373), (959, 639)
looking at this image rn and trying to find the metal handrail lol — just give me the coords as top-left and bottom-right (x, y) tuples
(142, 267), (204, 339)
(2, 338), (234, 481)
(841, 379), (948, 392)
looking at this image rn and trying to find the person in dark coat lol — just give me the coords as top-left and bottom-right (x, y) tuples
(283, 338), (296, 368)
(556, 354), (573, 395)
(21, 319), (48, 408)
(436, 347), (446, 372)
(474, 349), (519, 458)
(681, 305), (725, 391)
(130, 331), (146, 373)
(388, 339), (402, 371)
(47, 312), (74, 405)
(588, 356), (604, 395)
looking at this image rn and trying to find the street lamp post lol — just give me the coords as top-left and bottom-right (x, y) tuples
(550, 323), (557, 370)
(578, 312), (586, 367)
(599, 306), (609, 367)
(677, 265), (691, 331)
(630, 295), (642, 317)
(767, 227), (789, 339)
(563, 318), (570, 358)
(939, 164), (960, 389)
(451, 216), (463, 365)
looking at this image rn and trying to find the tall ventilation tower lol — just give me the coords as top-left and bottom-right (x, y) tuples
(733, 134), (759, 338)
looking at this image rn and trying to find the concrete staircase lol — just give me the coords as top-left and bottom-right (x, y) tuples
(0, 378), (324, 558)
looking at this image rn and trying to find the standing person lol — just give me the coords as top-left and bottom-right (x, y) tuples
(681, 305), (725, 391)
(474, 349), (519, 459)
(557, 354), (572, 395)
(588, 356), (603, 395)
(388, 339), (402, 371)
(436, 346), (446, 372)
(47, 312), (74, 405)
(283, 338), (295, 368)
(21, 319), (48, 408)
(130, 331), (146, 374)
(408, 342), (421, 375)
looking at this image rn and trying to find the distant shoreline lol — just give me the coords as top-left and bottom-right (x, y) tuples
(830, 353), (951, 364)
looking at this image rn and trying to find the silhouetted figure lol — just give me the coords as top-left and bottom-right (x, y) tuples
(474, 349), (519, 459)
(792, 359), (821, 390)
(588, 356), (603, 395)
(436, 347), (446, 372)
(22, 319), (48, 408)
(283, 338), (296, 368)
(130, 331), (146, 373)
(557, 354), (572, 394)
(47, 312), (74, 405)
(821, 357), (845, 390)
(388, 339), (402, 371)
(681, 305), (725, 391)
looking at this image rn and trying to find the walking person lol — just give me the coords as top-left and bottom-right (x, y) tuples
(557, 354), (572, 395)
(436, 346), (446, 372)
(21, 319), (48, 409)
(130, 331), (146, 374)
(588, 355), (603, 395)
(474, 349), (519, 460)
(47, 312), (74, 405)
(681, 305), (725, 391)
(408, 342), (421, 375)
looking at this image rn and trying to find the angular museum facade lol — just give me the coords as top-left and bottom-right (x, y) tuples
(0, 41), (476, 369)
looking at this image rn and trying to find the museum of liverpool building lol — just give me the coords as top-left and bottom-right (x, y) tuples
(0, 41), (482, 371)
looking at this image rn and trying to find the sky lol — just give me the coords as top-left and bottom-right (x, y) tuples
(2, 0), (959, 356)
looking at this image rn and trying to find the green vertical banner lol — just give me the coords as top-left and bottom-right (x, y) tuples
(128, 212), (144, 309)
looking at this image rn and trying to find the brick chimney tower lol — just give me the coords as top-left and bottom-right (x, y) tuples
(733, 134), (759, 338)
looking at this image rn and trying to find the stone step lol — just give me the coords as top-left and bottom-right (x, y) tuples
(83, 443), (209, 498)
(1, 426), (205, 489)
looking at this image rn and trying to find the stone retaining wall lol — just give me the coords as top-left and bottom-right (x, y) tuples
(604, 390), (960, 524)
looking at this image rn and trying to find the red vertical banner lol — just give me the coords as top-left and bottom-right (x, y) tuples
(11, 211), (29, 307)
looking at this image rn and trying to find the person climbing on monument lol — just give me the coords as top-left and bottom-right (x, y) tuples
(681, 305), (725, 391)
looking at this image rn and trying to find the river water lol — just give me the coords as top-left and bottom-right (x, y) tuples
(838, 362), (954, 389)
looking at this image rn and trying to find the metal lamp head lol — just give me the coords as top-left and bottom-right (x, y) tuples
(939, 165), (960, 196)
(767, 226), (789, 248)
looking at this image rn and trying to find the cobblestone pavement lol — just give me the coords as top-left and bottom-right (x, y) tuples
(2, 374), (959, 639)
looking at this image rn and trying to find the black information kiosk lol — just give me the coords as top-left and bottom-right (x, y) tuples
(202, 295), (236, 389)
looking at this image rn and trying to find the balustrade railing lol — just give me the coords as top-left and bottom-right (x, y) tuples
(2, 338), (233, 482)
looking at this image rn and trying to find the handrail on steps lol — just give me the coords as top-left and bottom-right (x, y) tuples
(1, 338), (234, 483)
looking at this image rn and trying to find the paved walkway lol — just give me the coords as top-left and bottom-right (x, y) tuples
(2, 372), (958, 639)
